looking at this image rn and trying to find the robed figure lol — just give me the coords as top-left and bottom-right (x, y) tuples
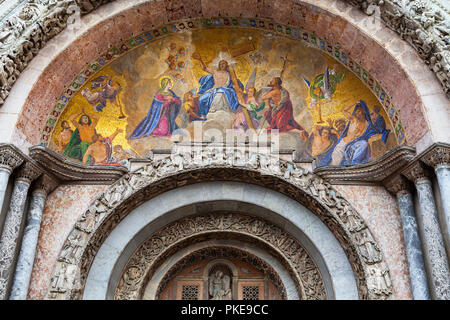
(319, 100), (390, 167)
(129, 77), (181, 139)
(64, 109), (99, 161)
(261, 77), (308, 139)
(209, 271), (232, 300)
(192, 53), (245, 119)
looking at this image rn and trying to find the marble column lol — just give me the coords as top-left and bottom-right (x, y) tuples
(9, 175), (58, 300)
(404, 162), (450, 300)
(0, 161), (41, 300)
(384, 175), (430, 300)
(0, 145), (24, 213)
(422, 144), (450, 257)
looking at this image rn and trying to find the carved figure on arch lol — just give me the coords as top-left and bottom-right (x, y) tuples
(59, 233), (83, 264)
(369, 265), (392, 297)
(355, 230), (382, 264)
(50, 263), (69, 295)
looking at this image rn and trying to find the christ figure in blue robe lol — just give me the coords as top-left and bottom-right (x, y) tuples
(318, 100), (390, 167)
(192, 54), (244, 120)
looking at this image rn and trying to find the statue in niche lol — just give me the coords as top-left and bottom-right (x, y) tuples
(209, 270), (232, 300)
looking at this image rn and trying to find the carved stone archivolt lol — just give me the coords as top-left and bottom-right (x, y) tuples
(349, 0), (450, 97)
(0, 0), (448, 109)
(115, 213), (324, 300)
(47, 150), (393, 300)
(154, 247), (288, 300)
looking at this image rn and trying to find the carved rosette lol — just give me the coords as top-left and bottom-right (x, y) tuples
(0, 144), (24, 172)
(47, 151), (393, 300)
(421, 144), (450, 169)
(114, 212), (326, 300)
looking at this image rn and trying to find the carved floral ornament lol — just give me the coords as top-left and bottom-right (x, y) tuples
(47, 150), (393, 300)
(115, 212), (326, 300)
(0, 144), (24, 172)
(0, 0), (449, 111)
(155, 246), (289, 300)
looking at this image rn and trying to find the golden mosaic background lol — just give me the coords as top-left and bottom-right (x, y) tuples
(50, 28), (397, 162)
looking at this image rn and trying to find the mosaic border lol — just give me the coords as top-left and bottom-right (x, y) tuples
(39, 17), (407, 148)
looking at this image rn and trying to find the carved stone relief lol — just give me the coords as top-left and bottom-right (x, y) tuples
(154, 247), (288, 300)
(0, 0), (448, 110)
(114, 212), (325, 300)
(0, 144), (24, 172)
(46, 150), (394, 300)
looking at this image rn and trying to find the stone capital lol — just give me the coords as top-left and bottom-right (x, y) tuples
(383, 174), (411, 195)
(15, 161), (42, 185)
(33, 174), (59, 196)
(402, 161), (431, 185)
(0, 144), (24, 173)
(420, 143), (450, 170)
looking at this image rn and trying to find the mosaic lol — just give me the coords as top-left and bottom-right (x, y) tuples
(42, 18), (403, 167)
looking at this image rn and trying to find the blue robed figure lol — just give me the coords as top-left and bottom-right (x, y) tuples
(318, 100), (390, 167)
(371, 105), (391, 143)
(196, 74), (244, 119)
(129, 77), (182, 139)
(191, 55), (244, 120)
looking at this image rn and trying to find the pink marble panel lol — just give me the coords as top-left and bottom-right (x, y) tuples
(326, 17), (348, 46)
(334, 185), (413, 300)
(27, 184), (108, 300)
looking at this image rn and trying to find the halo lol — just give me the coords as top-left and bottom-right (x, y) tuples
(210, 51), (237, 69)
(159, 76), (173, 88)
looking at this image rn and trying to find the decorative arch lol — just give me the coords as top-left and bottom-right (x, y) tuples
(152, 245), (291, 300)
(203, 259), (239, 280)
(1, 0), (447, 153)
(113, 213), (327, 300)
(0, 0), (448, 106)
(48, 152), (394, 300)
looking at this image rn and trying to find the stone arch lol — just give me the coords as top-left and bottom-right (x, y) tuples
(113, 213), (327, 300)
(203, 259), (239, 279)
(83, 189), (345, 300)
(48, 152), (394, 300)
(147, 242), (296, 300)
(1, 0), (447, 153)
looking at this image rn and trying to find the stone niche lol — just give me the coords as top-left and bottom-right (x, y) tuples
(153, 248), (286, 301)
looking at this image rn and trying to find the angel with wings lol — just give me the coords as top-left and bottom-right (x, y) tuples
(303, 65), (345, 123)
(81, 75), (127, 119)
(233, 68), (266, 132)
(209, 270), (232, 300)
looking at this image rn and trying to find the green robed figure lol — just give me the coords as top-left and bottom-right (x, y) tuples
(64, 107), (99, 161)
